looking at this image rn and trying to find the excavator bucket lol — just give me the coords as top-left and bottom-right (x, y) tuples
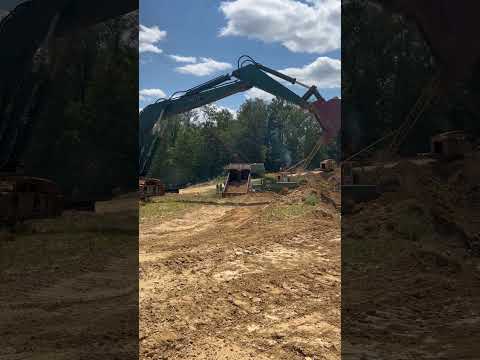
(311, 97), (341, 144)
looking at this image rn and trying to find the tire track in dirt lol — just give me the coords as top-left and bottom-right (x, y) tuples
(140, 198), (340, 360)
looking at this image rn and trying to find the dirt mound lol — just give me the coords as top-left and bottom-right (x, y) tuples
(343, 154), (480, 358)
(284, 171), (340, 211)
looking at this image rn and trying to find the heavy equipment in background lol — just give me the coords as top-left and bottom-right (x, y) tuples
(0, 175), (63, 225)
(139, 177), (165, 201)
(221, 163), (253, 197)
(220, 163), (267, 197)
(320, 159), (337, 172)
(380, 1), (480, 159)
(0, 0), (136, 224)
(359, 0), (480, 161)
(139, 55), (341, 198)
(341, 1), (480, 209)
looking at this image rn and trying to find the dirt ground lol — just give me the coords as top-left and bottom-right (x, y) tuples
(179, 182), (216, 195)
(140, 173), (341, 359)
(342, 156), (480, 359)
(0, 194), (138, 359)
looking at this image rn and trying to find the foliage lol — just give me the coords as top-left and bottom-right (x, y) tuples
(22, 14), (138, 200)
(149, 98), (339, 185)
(342, 0), (480, 159)
(304, 193), (319, 206)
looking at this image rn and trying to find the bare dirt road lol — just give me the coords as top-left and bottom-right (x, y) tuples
(140, 178), (340, 360)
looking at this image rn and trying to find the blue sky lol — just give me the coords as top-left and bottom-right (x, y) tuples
(139, 0), (340, 113)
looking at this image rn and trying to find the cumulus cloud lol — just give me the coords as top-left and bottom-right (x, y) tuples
(282, 56), (340, 88)
(139, 88), (167, 102)
(190, 105), (238, 123)
(175, 57), (232, 76)
(244, 88), (276, 102)
(244, 56), (340, 101)
(219, 0), (340, 54)
(139, 24), (166, 54)
(214, 104), (238, 118)
(169, 54), (197, 63)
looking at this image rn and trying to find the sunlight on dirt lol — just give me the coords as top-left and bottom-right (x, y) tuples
(140, 172), (341, 360)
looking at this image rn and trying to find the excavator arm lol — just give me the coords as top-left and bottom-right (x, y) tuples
(139, 78), (252, 175)
(139, 56), (340, 175)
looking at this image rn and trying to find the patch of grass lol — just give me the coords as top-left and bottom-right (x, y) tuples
(262, 203), (312, 222)
(304, 193), (318, 206)
(140, 198), (197, 223)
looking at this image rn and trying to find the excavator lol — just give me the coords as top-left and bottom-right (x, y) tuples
(0, 0), (137, 224)
(139, 55), (341, 196)
(342, 1), (480, 211)
(349, 0), (480, 161)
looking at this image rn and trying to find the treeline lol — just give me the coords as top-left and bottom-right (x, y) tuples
(342, 0), (480, 159)
(148, 98), (338, 185)
(22, 14), (138, 200)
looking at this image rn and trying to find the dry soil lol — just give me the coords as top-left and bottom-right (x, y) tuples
(140, 175), (341, 360)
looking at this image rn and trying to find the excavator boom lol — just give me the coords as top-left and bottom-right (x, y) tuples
(139, 57), (341, 176)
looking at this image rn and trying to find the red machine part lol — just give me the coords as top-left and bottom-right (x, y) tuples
(311, 97), (341, 144)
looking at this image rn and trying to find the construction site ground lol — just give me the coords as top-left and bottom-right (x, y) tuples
(342, 154), (480, 359)
(0, 193), (138, 359)
(140, 171), (341, 360)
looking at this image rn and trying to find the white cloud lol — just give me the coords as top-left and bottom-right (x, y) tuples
(139, 88), (167, 102)
(175, 57), (232, 76)
(243, 56), (340, 101)
(169, 54), (197, 63)
(190, 105), (238, 123)
(282, 56), (340, 88)
(214, 104), (238, 118)
(219, 0), (340, 54)
(139, 24), (166, 54)
(244, 88), (276, 102)
(190, 108), (206, 123)
(140, 44), (163, 54)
